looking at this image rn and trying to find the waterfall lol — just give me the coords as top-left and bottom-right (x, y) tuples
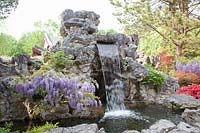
(97, 44), (125, 111)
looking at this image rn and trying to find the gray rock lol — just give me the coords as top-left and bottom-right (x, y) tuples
(97, 128), (106, 133)
(41, 104), (71, 120)
(60, 9), (99, 48)
(141, 129), (158, 133)
(0, 56), (13, 64)
(13, 54), (30, 75)
(177, 122), (200, 133)
(0, 77), (28, 121)
(122, 130), (140, 133)
(160, 75), (179, 94)
(0, 63), (16, 77)
(122, 58), (148, 81)
(97, 34), (129, 46)
(168, 129), (189, 133)
(149, 119), (176, 132)
(165, 94), (200, 109)
(182, 109), (200, 128)
(42, 123), (99, 133)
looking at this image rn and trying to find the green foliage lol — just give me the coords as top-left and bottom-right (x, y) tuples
(15, 19), (60, 55)
(0, 33), (23, 56)
(142, 66), (165, 87)
(44, 51), (74, 70)
(0, 122), (57, 133)
(0, 122), (19, 133)
(138, 32), (164, 55)
(98, 28), (118, 34)
(0, 0), (18, 19)
(34, 19), (60, 36)
(25, 122), (58, 133)
(18, 31), (45, 55)
(110, 0), (200, 57)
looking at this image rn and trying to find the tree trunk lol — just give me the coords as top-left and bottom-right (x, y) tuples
(176, 45), (183, 57)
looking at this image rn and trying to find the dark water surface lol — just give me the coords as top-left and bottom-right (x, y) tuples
(0, 104), (182, 133)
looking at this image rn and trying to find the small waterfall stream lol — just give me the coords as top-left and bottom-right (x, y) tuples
(97, 44), (125, 111)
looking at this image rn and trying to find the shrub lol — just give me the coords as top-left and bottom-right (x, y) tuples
(44, 51), (74, 70)
(142, 67), (165, 87)
(173, 70), (200, 85)
(177, 84), (200, 99)
(26, 122), (58, 133)
(0, 122), (19, 133)
(157, 50), (174, 73)
(16, 70), (101, 111)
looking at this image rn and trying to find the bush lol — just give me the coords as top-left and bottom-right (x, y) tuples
(177, 84), (200, 99)
(173, 70), (200, 85)
(44, 51), (74, 70)
(26, 122), (58, 133)
(0, 122), (19, 133)
(157, 50), (174, 73)
(16, 70), (101, 111)
(142, 67), (165, 87)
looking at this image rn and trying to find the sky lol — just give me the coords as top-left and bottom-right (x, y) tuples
(5, 0), (122, 39)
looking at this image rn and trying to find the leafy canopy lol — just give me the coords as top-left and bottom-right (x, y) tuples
(0, 0), (18, 19)
(110, 0), (200, 57)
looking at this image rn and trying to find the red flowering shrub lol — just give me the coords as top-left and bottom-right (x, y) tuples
(177, 84), (200, 99)
(173, 70), (200, 85)
(158, 50), (174, 73)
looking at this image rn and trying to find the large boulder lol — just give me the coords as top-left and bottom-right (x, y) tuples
(60, 9), (99, 46)
(182, 109), (200, 128)
(165, 94), (200, 109)
(41, 104), (71, 120)
(148, 119), (176, 132)
(41, 123), (104, 133)
(122, 58), (148, 81)
(122, 130), (140, 133)
(0, 77), (28, 121)
(177, 122), (200, 133)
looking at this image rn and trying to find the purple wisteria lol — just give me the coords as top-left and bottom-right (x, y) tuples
(16, 70), (101, 111)
(176, 60), (200, 76)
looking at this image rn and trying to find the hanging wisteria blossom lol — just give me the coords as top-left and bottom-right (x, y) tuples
(16, 70), (102, 111)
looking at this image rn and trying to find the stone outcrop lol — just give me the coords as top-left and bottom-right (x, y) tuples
(148, 119), (176, 132)
(126, 119), (200, 133)
(182, 109), (200, 128)
(136, 50), (159, 68)
(0, 55), (42, 77)
(41, 104), (71, 120)
(60, 10), (100, 83)
(165, 94), (200, 109)
(41, 123), (105, 133)
(60, 9), (99, 45)
(0, 77), (28, 121)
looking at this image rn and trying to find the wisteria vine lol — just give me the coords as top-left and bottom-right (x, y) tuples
(16, 70), (102, 111)
(176, 60), (200, 76)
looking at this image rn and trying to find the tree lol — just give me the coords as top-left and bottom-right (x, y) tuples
(18, 19), (60, 55)
(0, 0), (19, 19)
(34, 19), (60, 36)
(18, 31), (45, 54)
(110, 0), (200, 57)
(0, 33), (20, 56)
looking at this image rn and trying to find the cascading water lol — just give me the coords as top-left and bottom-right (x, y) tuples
(97, 44), (126, 111)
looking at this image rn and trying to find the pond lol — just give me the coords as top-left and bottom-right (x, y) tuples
(0, 104), (182, 133)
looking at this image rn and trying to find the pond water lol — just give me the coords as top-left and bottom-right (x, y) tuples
(0, 104), (182, 133)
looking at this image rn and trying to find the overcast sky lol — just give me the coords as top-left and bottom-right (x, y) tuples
(5, 0), (122, 38)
